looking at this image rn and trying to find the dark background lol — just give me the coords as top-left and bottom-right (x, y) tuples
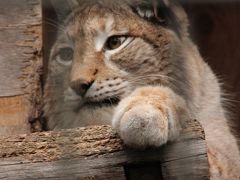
(183, 1), (240, 137)
(42, 0), (240, 136)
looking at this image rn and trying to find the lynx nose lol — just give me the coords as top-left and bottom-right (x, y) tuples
(70, 79), (93, 97)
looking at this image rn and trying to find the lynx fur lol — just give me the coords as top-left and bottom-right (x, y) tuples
(44, 0), (240, 179)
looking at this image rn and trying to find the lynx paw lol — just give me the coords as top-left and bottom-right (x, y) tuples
(112, 99), (169, 148)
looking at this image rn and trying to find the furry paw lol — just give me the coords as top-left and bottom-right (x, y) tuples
(112, 86), (185, 148)
(112, 97), (170, 148)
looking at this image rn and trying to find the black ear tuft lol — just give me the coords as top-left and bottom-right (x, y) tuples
(129, 0), (181, 37)
(50, 0), (79, 23)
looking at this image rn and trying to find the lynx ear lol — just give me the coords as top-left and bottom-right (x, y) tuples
(50, 0), (79, 23)
(128, 0), (188, 37)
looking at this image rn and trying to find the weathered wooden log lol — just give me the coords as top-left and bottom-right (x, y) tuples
(0, 0), (42, 136)
(0, 119), (209, 180)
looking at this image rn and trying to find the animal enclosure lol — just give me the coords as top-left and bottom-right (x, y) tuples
(0, 0), (240, 179)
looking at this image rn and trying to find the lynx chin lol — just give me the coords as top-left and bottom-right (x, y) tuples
(44, 0), (240, 179)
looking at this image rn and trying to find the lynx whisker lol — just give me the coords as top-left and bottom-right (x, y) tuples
(43, 18), (67, 34)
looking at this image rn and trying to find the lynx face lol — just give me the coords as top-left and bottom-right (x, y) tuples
(46, 0), (188, 121)
(44, 1), (240, 178)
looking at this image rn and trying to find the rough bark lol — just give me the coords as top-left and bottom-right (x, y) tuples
(0, 120), (209, 180)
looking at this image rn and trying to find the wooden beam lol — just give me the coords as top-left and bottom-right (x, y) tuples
(0, 120), (209, 179)
(0, 0), (42, 136)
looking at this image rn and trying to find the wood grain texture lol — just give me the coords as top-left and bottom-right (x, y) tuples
(0, 120), (209, 179)
(0, 96), (30, 136)
(0, 0), (42, 136)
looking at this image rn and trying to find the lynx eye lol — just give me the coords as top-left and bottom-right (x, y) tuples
(56, 47), (73, 65)
(104, 36), (127, 50)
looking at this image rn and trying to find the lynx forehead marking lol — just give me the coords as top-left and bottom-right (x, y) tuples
(95, 16), (114, 52)
(105, 15), (114, 32)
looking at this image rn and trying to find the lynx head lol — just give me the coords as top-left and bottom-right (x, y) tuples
(45, 0), (191, 129)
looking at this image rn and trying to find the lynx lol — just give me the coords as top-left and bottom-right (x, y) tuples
(44, 0), (240, 179)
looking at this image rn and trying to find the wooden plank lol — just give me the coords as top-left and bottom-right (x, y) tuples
(0, 120), (210, 179)
(0, 96), (30, 136)
(161, 155), (209, 180)
(0, 0), (42, 136)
